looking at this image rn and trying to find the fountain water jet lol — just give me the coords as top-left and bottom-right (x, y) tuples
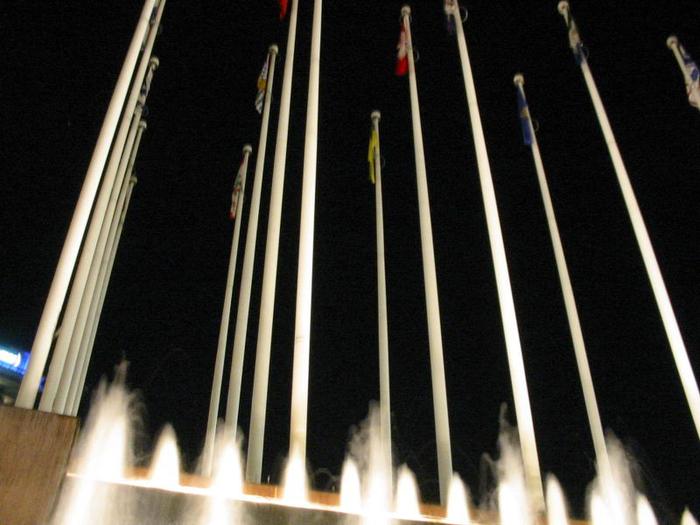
(340, 458), (362, 512)
(545, 475), (569, 525)
(446, 474), (471, 524)
(148, 424), (180, 489)
(394, 465), (422, 519)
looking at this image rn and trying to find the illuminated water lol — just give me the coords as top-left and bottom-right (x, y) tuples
(51, 378), (697, 525)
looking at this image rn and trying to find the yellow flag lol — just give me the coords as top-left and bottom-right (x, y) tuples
(367, 128), (379, 184)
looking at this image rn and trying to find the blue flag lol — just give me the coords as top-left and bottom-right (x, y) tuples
(516, 88), (532, 146)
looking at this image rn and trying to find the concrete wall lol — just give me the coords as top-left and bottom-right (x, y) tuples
(0, 406), (78, 525)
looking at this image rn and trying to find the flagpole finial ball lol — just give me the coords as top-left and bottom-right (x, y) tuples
(371, 110), (381, 123)
(138, 120), (148, 131)
(513, 73), (525, 86)
(401, 5), (411, 17)
(243, 144), (253, 155)
(149, 56), (160, 69)
(666, 35), (678, 49)
(269, 44), (279, 55)
(557, 1), (570, 15)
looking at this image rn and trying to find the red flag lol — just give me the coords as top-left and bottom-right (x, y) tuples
(395, 25), (408, 76)
(229, 162), (244, 220)
(279, 0), (288, 20)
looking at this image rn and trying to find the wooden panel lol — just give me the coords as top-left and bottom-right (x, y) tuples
(0, 406), (78, 525)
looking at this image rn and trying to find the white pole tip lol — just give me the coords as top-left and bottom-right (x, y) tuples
(513, 73), (525, 86)
(371, 110), (381, 122)
(666, 35), (678, 48)
(139, 120), (148, 130)
(269, 44), (279, 55)
(401, 5), (411, 17)
(243, 144), (253, 155)
(557, 1), (570, 15)
(150, 56), (160, 69)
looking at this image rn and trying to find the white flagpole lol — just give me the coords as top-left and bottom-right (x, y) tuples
(666, 36), (700, 112)
(401, 6), (453, 505)
(287, 0), (322, 488)
(372, 110), (393, 488)
(15, 0), (158, 409)
(246, 0), (300, 484)
(447, 1), (544, 511)
(69, 177), (138, 416)
(68, 120), (145, 416)
(514, 73), (614, 490)
(66, 120), (148, 415)
(51, 54), (161, 414)
(42, 5), (164, 412)
(227, 48), (278, 451)
(559, 1), (700, 439)
(202, 144), (253, 450)
(227, 43), (279, 480)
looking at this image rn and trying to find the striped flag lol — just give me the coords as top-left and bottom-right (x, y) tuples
(367, 128), (379, 184)
(516, 88), (533, 146)
(229, 162), (244, 220)
(444, 0), (456, 35)
(679, 42), (700, 108)
(561, 7), (584, 64)
(395, 25), (408, 76)
(255, 56), (269, 114)
(279, 0), (288, 20)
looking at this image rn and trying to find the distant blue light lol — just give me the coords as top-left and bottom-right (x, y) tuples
(0, 346), (30, 377)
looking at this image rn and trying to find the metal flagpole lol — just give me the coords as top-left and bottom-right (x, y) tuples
(52, 55), (161, 414)
(514, 73), (614, 490)
(247, 0), (300, 484)
(64, 114), (148, 416)
(666, 36), (700, 112)
(69, 176), (138, 416)
(227, 43), (279, 481)
(201, 144), (252, 472)
(287, 0), (322, 493)
(371, 110), (393, 487)
(16, 0), (158, 409)
(209, 146), (254, 448)
(446, 1), (544, 511)
(401, 6), (453, 504)
(224, 46), (279, 471)
(66, 120), (148, 415)
(559, 1), (700, 439)
(42, 5), (164, 412)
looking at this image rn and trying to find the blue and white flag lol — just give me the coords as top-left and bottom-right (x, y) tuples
(255, 56), (269, 114)
(679, 43), (700, 108)
(516, 88), (533, 146)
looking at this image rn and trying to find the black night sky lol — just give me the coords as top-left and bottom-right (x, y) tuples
(2, 0), (698, 520)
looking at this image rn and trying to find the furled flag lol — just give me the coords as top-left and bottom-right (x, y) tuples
(444, 0), (456, 35)
(367, 128), (380, 184)
(229, 162), (244, 220)
(679, 43), (700, 108)
(279, 0), (288, 20)
(516, 87), (533, 146)
(395, 24), (408, 76)
(561, 7), (584, 64)
(255, 56), (269, 114)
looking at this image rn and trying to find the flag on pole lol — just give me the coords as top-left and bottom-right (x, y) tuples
(516, 88), (533, 146)
(561, 7), (584, 64)
(444, 0), (456, 35)
(229, 161), (244, 220)
(255, 56), (269, 114)
(367, 128), (379, 184)
(395, 25), (408, 76)
(279, 0), (288, 20)
(679, 43), (700, 108)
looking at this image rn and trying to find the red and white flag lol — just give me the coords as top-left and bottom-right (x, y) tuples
(395, 24), (408, 76)
(279, 0), (288, 20)
(229, 162), (244, 220)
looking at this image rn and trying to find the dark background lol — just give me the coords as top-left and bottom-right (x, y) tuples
(1, 0), (698, 520)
